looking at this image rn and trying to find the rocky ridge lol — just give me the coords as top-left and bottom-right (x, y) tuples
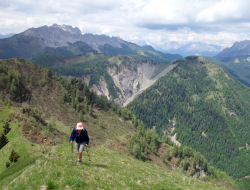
(92, 61), (178, 106)
(214, 40), (250, 60)
(23, 24), (123, 51)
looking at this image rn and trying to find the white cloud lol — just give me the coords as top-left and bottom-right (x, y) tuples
(1, 0), (250, 47)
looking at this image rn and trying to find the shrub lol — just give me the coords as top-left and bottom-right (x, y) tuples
(9, 149), (19, 163)
(88, 105), (92, 115)
(0, 133), (9, 149)
(30, 75), (35, 87)
(79, 112), (84, 121)
(162, 135), (174, 146)
(25, 75), (29, 82)
(39, 79), (45, 87)
(132, 143), (141, 159)
(183, 159), (190, 171)
(176, 157), (181, 166)
(166, 150), (171, 161)
(34, 107), (41, 119)
(64, 178), (85, 189)
(0, 91), (4, 102)
(172, 145), (178, 157)
(48, 116), (56, 132)
(5, 161), (10, 168)
(3, 122), (11, 135)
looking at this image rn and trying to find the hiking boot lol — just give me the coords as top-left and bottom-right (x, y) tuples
(77, 160), (82, 165)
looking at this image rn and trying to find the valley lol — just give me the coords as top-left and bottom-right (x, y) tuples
(31, 53), (178, 106)
(0, 58), (239, 189)
(1, 23), (250, 190)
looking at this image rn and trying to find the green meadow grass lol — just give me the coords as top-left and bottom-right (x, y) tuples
(0, 106), (229, 190)
(0, 141), (229, 190)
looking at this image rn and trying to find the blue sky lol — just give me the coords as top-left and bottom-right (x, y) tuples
(1, 0), (250, 47)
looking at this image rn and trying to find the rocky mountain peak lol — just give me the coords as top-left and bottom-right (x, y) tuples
(214, 40), (250, 60)
(51, 24), (82, 36)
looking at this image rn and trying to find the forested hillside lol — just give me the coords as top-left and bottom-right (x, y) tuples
(127, 56), (250, 179)
(205, 56), (250, 87)
(31, 53), (174, 106)
(0, 58), (237, 189)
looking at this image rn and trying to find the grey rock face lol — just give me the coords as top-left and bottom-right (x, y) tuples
(101, 62), (178, 106)
(118, 70), (139, 96)
(81, 34), (124, 51)
(215, 40), (250, 60)
(22, 24), (124, 51)
(23, 24), (82, 48)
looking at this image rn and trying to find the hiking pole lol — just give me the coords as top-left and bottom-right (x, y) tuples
(71, 142), (74, 167)
(86, 146), (91, 161)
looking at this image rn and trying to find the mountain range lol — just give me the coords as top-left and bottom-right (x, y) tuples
(0, 33), (15, 39)
(1, 23), (250, 189)
(215, 40), (250, 61)
(162, 42), (223, 57)
(133, 40), (223, 57)
(0, 24), (181, 62)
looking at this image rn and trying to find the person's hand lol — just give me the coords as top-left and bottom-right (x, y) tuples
(85, 144), (88, 147)
(70, 141), (73, 144)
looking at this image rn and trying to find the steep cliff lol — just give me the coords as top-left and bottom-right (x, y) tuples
(107, 61), (178, 106)
(32, 53), (176, 105)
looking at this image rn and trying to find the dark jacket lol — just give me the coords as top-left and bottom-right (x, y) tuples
(69, 128), (89, 144)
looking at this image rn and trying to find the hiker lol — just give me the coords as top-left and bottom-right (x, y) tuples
(70, 122), (89, 165)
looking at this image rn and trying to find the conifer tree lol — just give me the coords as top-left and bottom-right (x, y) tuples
(9, 149), (19, 163)
(0, 91), (3, 102)
(88, 105), (92, 115)
(3, 122), (11, 135)
(6, 161), (10, 168)
(79, 112), (84, 121)
(0, 133), (9, 149)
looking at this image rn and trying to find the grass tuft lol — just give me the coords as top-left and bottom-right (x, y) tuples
(46, 179), (57, 190)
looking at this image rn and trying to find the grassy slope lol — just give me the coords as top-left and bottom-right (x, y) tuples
(0, 58), (136, 147)
(0, 58), (236, 189)
(0, 113), (230, 190)
(127, 56), (250, 178)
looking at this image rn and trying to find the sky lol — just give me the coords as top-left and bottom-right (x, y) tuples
(1, 0), (250, 48)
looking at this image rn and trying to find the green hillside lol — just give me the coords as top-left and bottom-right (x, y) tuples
(127, 56), (250, 179)
(0, 120), (232, 190)
(31, 53), (167, 99)
(142, 45), (183, 60)
(0, 58), (238, 189)
(204, 56), (250, 87)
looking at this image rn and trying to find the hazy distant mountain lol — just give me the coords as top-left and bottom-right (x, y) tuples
(214, 40), (250, 61)
(161, 41), (182, 51)
(142, 45), (182, 60)
(161, 42), (223, 57)
(0, 33), (15, 39)
(132, 40), (163, 51)
(0, 24), (177, 62)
